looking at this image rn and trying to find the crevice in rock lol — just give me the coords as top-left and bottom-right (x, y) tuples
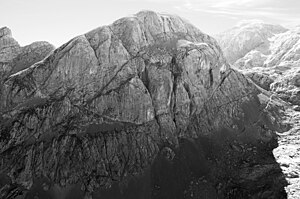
(83, 35), (102, 66)
(182, 82), (193, 116)
(207, 69), (233, 103)
(209, 68), (213, 87)
(171, 55), (179, 130)
(140, 61), (151, 95)
(86, 54), (140, 104)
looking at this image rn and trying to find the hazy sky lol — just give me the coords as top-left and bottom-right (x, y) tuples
(1, 0), (300, 47)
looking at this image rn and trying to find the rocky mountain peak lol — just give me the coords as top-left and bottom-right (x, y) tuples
(0, 26), (20, 62)
(0, 27), (12, 38)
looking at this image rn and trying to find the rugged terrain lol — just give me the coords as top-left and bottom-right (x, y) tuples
(0, 27), (55, 111)
(217, 21), (300, 199)
(0, 11), (292, 198)
(216, 22), (300, 107)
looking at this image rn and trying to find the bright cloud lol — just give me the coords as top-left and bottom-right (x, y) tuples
(176, 0), (300, 24)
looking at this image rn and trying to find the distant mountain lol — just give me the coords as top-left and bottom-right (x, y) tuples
(215, 20), (287, 64)
(217, 22), (300, 106)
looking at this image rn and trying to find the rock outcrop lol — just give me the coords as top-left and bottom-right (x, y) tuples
(0, 27), (21, 62)
(0, 11), (288, 198)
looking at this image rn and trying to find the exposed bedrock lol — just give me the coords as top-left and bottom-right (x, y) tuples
(0, 11), (289, 198)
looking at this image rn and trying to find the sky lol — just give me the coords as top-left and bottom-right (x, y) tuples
(1, 0), (300, 47)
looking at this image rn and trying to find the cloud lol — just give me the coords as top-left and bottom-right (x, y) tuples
(177, 0), (300, 24)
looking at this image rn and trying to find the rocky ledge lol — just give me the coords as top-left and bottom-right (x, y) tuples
(0, 11), (290, 198)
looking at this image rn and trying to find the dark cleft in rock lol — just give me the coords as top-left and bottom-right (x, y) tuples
(0, 11), (288, 198)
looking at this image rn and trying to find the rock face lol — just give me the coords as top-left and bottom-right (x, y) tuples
(0, 27), (21, 62)
(217, 23), (300, 106)
(0, 11), (288, 198)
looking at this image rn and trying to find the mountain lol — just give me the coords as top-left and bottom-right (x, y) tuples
(0, 11), (288, 198)
(215, 20), (287, 64)
(217, 22), (300, 106)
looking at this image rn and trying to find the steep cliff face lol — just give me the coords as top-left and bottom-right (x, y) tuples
(0, 11), (287, 198)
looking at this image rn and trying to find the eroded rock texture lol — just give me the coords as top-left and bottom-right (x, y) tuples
(0, 11), (287, 198)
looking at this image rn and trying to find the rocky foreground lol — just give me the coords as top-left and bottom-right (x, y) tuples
(274, 108), (300, 199)
(0, 11), (296, 198)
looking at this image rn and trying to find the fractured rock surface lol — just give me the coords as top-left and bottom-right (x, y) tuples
(0, 11), (288, 198)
